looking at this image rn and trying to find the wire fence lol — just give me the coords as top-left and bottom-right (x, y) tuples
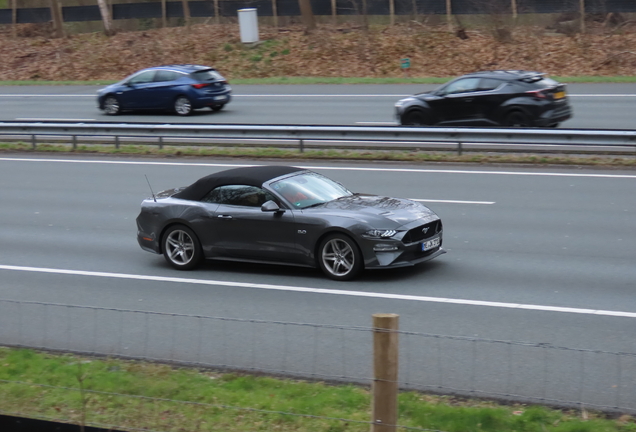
(1, 0), (635, 26)
(1, 298), (636, 428)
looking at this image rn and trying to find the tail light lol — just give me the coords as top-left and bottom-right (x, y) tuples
(526, 89), (549, 99)
(191, 83), (210, 89)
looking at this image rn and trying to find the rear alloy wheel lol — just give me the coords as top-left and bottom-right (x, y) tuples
(162, 225), (202, 270)
(505, 111), (531, 127)
(103, 95), (121, 115)
(174, 96), (193, 116)
(318, 233), (363, 281)
(402, 110), (428, 126)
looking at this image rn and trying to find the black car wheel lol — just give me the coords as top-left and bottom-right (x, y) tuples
(162, 225), (202, 270)
(103, 95), (121, 115)
(174, 96), (193, 116)
(318, 233), (363, 281)
(505, 110), (532, 127)
(211, 104), (225, 112)
(402, 110), (429, 126)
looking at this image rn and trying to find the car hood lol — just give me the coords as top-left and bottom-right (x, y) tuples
(310, 194), (437, 227)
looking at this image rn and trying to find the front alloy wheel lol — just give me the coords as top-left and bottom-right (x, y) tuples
(402, 110), (428, 126)
(103, 96), (121, 115)
(162, 225), (202, 270)
(318, 234), (363, 281)
(174, 96), (193, 116)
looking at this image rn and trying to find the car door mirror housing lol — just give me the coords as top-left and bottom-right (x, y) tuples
(261, 200), (282, 212)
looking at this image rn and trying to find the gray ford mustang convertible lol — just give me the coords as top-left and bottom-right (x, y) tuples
(136, 165), (445, 280)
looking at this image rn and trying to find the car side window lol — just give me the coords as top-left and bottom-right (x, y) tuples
(201, 185), (277, 207)
(153, 70), (179, 82)
(478, 78), (503, 91)
(443, 78), (481, 95)
(127, 71), (155, 85)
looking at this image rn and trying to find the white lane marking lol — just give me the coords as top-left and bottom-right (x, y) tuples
(410, 198), (494, 205)
(0, 94), (97, 97)
(1, 264), (635, 318)
(356, 121), (398, 125)
(1, 157), (635, 179)
(1, 93), (636, 98)
(16, 118), (96, 121)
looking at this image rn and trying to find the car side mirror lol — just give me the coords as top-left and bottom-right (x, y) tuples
(261, 200), (283, 212)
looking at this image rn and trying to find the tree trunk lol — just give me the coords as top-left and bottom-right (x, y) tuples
(298, 0), (316, 32)
(182, 0), (191, 27)
(49, 0), (65, 38)
(96, 0), (114, 35)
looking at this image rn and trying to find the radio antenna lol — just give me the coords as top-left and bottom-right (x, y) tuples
(145, 174), (157, 202)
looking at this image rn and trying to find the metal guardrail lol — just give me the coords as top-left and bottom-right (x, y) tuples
(1, 121), (636, 155)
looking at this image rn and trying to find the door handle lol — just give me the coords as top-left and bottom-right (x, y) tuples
(217, 215), (233, 219)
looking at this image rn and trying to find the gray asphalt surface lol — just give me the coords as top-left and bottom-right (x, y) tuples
(0, 83), (635, 129)
(1, 155), (635, 410)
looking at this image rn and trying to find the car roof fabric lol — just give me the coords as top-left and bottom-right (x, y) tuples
(173, 165), (306, 201)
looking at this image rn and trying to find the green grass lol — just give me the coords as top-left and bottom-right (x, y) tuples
(1, 347), (636, 432)
(1, 76), (636, 86)
(1, 142), (635, 167)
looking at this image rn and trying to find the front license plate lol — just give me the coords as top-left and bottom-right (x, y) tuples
(421, 237), (440, 251)
(553, 91), (565, 99)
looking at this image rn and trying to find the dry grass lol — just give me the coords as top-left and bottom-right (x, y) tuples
(1, 21), (636, 81)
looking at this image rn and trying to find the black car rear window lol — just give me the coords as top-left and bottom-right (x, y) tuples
(191, 69), (225, 82)
(520, 76), (557, 87)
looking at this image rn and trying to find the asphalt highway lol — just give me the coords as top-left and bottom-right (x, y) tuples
(0, 83), (635, 129)
(1, 156), (635, 409)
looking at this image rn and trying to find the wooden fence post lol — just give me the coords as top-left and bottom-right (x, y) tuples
(12, 0), (17, 38)
(371, 313), (399, 432)
(331, 0), (337, 25)
(214, 0), (220, 24)
(446, 0), (452, 32)
(579, 0), (585, 33)
(272, 0), (278, 28)
(161, 0), (167, 27)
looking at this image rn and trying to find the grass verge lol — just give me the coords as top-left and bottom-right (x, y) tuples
(1, 76), (636, 86)
(1, 347), (636, 432)
(1, 142), (636, 168)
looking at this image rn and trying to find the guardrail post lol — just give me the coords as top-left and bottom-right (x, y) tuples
(72, 135), (77, 150)
(299, 139), (304, 153)
(31, 134), (36, 150)
(115, 136), (120, 149)
(371, 313), (399, 432)
(458, 141), (463, 156)
(159, 136), (163, 150)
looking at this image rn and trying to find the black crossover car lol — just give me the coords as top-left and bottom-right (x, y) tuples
(136, 166), (445, 281)
(395, 70), (572, 127)
(97, 64), (231, 116)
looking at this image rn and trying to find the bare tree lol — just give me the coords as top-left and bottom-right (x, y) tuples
(96, 0), (114, 35)
(298, 0), (316, 32)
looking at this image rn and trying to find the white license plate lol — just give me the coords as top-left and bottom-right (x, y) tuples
(421, 237), (440, 251)
(213, 95), (227, 100)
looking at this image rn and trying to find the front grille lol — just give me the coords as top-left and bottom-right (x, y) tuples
(402, 220), (442, 244)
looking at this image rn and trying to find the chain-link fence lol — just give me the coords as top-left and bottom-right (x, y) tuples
(1, 298), (635, 414)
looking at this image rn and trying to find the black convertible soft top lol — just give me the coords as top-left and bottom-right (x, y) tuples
(173, 165), (306, 201)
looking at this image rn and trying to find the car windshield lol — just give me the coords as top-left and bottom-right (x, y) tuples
(270, 172), (352, 209)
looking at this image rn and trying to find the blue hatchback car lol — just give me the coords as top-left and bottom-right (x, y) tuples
(97, 64), (232, 116)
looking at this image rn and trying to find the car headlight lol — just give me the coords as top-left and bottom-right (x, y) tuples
(395, 100), (404, 108)
(364, 229), (397, 238)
